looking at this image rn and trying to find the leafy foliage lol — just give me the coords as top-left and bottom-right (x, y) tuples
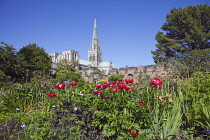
(152, 4), (210, 63)
(175, 72), (210, 139)
(167, 49), (210, 78)
(1, 74), (210, 139)
(0, 42), (25, 81)
(18, 43), (52, 80)
(0, 70), (10, 82)
(51, 71), (85, 84)
(108, 74), (123, 82)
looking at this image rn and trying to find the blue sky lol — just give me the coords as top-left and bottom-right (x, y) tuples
(1, 0), (209, 68)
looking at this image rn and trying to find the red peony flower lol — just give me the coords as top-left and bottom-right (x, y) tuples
(95, 83), (102, 88)
(125, 79), (134, 84)
(70, 81), (77, 86)
(48, 92), (56, 97)
(150, 78), (163, 88)
(103, 81), (109, 84)
(102, 84), (108, 89)
(117, 83), (125, 89)
(138, 102), (144, 106)
(129, 129), (139, 136)
(124, 85), (130, 90)
(55, 85), (59, 89)
(111, 81), (116, 84)
(125, 79), (129, 84)
(55, 83), (65, 89)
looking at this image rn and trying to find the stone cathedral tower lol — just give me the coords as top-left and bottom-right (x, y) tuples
(88, 19), (102, 67)
(49, 19), (114, 76)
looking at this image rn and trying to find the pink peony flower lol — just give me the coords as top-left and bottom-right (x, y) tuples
(111, 88), (118, 92)
(93, 89), (99, 94)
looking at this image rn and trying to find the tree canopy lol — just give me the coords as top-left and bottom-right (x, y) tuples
(152, 4), (210, 63)
(18, 43), (52, 76)
(0, 42), (25, 81)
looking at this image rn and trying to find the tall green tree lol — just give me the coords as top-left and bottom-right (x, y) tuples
(18, 43), (52, 79)
(0, 42), (25, 81)
(152, 4), (210, 63)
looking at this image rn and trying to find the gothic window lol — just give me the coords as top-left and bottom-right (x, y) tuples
(73, 53), (75, 60)
(89, 55), (92, 61)
(98, 54), (101, 62)
(93, 55), (95, 61)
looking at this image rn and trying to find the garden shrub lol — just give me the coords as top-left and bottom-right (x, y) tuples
(50, 71), (85, 84)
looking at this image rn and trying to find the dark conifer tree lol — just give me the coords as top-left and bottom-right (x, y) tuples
(152, 4), (210, 63)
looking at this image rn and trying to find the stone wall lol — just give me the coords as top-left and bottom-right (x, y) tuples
(76, 64), (168, 83)
(108, 64), (168, 82)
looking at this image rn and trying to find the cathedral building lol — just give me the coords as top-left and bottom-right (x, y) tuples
(49, 19), (168, 82)
(48, 19), (114, 77)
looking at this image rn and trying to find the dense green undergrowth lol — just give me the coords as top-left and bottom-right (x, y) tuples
(0, 72), (210, 140)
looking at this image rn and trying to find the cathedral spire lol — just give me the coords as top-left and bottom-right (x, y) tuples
(88, 18), (102, 66)
(91, 18), (99, 49)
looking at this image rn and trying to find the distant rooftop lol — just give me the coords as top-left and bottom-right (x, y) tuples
(79, 59), (94, 66)
(98, 62), (111, 67)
